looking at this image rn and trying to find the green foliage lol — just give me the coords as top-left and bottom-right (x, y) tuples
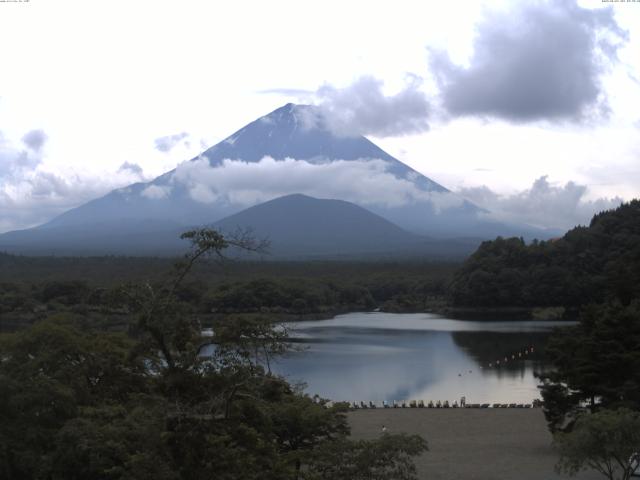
(213, 315), (291, 373)
(303, 433), (428, 480)
(203, 278), (376, 314)
(0, 259), (456, 332)
(538, 301), (640, 432)
(555, 408), (640, 480)
(450, 200), (640, 308)
(0, 229), (428, 480)
(0, 316), (147, 479)
(50, 401), (177, 480)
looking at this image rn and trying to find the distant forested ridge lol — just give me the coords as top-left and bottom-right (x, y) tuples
(450, 200), (640, 308)
(0, 258), (455, 332)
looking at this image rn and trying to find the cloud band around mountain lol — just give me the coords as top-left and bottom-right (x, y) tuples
(156, 156), (461, 212)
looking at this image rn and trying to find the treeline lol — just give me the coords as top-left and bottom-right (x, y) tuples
(450, 200), (640, 308)
(0, 263), (454, 331)
(0, 253), (456, 285)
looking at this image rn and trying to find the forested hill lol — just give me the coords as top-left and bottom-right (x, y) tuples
(449, 200), (640, 308)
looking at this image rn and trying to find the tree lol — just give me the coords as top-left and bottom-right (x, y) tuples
(303, 433), (428, 480)
(555, 409), (640, 480)
(0, 315), (145, 479)
(120, 228), (268, 373)
(213, 314), (291, 374)
(268, 391), (350, 478)
(538, 301), (640, 432)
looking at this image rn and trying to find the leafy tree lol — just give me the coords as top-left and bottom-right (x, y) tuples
(555, 408), (640, 480)
(303, 433), (428, 480)
(213, 314), (291, 374)
(50, 401), (177, 480)
(538, 301), (640, 432)
(0, 315), (145, 479)
(268, 391), (350, 478)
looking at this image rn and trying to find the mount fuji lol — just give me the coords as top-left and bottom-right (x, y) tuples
(0, 103), (549, 257)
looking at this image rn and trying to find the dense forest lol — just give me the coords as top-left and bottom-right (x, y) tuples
(450, 200), (640, 308)
(0, 257), (454, 332)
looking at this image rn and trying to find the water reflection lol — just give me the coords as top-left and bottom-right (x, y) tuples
(272, 312), (570, 404)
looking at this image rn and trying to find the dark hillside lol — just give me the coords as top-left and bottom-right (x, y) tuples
(450, 200), (640, 307)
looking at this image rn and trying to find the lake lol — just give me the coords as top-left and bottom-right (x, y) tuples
(272, 312), (572, 405)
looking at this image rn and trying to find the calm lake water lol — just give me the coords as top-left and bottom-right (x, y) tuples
(272, 312), (573, 404)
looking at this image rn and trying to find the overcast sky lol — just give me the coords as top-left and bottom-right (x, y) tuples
(0, 0), (639, 233)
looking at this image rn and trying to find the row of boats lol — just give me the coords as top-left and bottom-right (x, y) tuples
(349, 399), (541, 409)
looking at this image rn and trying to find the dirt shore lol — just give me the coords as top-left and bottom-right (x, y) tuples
(348, 408), (601, 480)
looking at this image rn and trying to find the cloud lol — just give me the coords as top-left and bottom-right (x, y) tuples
(118, 161), (144, 177)
(141, 184), (172, 200)
(0, 132), (42, 177)
(0, 167), (149, 233)
(429, 0), (628, 122)
(154, 132), (189, 152)
(0, 132), (150, 232)
(311, 75), (430, 137)
(21, 129), (48, 152)
(457, 176), (623, 231)
(170, 156), (461, 212)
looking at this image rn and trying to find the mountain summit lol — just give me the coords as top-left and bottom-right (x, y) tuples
(214, 193), (422, 257)
(198, 103), (447, 193)
(42, 103), (457, 231)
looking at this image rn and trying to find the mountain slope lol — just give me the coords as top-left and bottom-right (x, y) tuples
(0, 194), (480, 258)
(0, 103), (552, 255)
(41, 103), (454, 232)
(198, 104), (447, 192)
(450, 200), (640, 307)
(214, 193), (423, 257)
(214, 194), (481, 259)
(0, 219), (187, 256)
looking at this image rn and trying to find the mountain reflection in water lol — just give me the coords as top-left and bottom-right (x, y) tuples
(273, 312), (571, 404)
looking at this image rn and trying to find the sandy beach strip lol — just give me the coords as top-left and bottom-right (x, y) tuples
(348, 408), (601, 480)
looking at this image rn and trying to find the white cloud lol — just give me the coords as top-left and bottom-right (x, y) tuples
(311, 75), (430, 137)
(0, 131), (149, 233)
(0, 169), (149, 233)
(457, 176), (623, 231)
(21, 129), (48, 153)
(154, 132), (190, 152)
(170, 156), (462, 211)
(0, 133), (42, 177)
(141, 184), (172, 199)
(429, 0), (627, 122)
(118, 161), (144, 177)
